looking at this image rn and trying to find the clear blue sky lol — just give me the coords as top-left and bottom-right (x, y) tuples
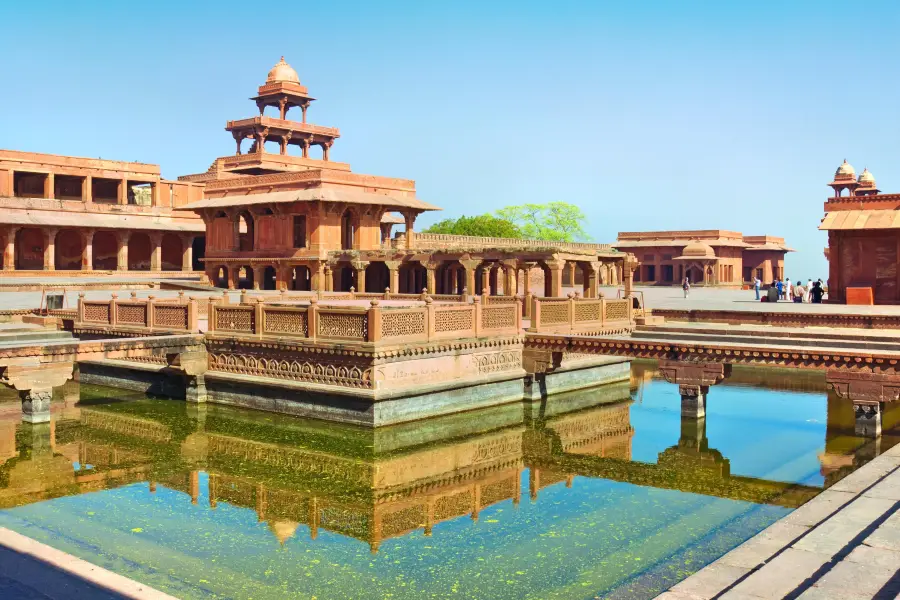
(2, 0), (899, 277)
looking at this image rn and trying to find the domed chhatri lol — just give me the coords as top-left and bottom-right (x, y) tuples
(835, 159), (856, 178)
(858, 167), (876, 185)
(681, 240), (716, 259)
(266, 56), (300, 85)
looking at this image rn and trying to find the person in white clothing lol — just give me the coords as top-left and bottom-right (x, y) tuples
(806, 279), (812, 303)
(785, 278), (792, 301)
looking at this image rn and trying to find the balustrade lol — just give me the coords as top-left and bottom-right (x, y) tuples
(76, 294), (199, 332)
(528, 296), (632, 334)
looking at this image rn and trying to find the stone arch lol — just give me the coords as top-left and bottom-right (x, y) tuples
(54, 229), (83, 271)
(15, 228), (44, 270)
(341, 208), (359, 250)
(128, 233), (152, 271)
(292, 265), (311, 291)
(213, 265), (229, 288)
(161, 233), (182, 271)
(238, 211), (255, 252)
(262, 266), (277, 290)
(365, 262), (390, 293)
(237, 266), (254, 289)
(92, 231), (118, 270)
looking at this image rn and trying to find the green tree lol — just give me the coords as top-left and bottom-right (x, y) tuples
(424, 214), (523, 238)
(494, 202), (589, 242)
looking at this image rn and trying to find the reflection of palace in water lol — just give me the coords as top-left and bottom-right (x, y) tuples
(0, 374), (895, 550)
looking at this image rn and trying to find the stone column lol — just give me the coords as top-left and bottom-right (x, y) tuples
(324, 266), (333, 291)
(624, 257), (636, 296)
(354, 261), (369, 294)
(21, 389), (53, 424)
(229, 266), (240, 290)
(403, 212), (417, 250)
(312, 262), (325, 291)
(82, 175), (92, 204)
(587, 262), (601, 298)
(460, 260), (479, 297)
(117, 233), (129, 271)
(425, 262), (438, 294)
(150, 233), (162, 271)
(385, 261), (401, 294)
(567, 262), (576, 287)
(679, 384), (707, 419)
(4, 227), (17, 271)
(43, 228), (57, 271)
(489, 265), (499, 295)
(82, 229), (94, 270)
(503, 261), (518, 296)
(118, 178), (127, 205)
(545, 259), (565, 297)
(45, 173), (54, 199)
(854, 402), (882, 438)
(252, 266), (263, 290)
(232, 216), (241, 251)
(182, 236), (194, 271)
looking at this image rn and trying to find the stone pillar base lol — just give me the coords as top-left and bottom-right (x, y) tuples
(186, 374), (208, 404)
(680, 385), (708, 419)
(21, 388), (53, 423)
(854, 401), (882, 438)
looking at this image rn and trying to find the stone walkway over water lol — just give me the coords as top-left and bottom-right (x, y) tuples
(657, 441), (900, 600)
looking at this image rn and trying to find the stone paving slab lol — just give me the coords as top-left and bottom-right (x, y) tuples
(655, 441), (900, 600)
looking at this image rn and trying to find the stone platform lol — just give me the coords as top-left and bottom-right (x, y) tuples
(657, 440), (900, 600)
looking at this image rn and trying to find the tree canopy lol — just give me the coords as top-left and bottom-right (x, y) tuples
(494, 202), (588, 242)
(424, 214), (523, 238)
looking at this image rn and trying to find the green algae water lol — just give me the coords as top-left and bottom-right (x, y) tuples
(0, 362), (892, 599)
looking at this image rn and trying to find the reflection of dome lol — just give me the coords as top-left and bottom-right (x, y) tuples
(835, 159), (855, 178)
(268, 520), (299, 545)
(266, 57), (300, 84)
(858, 168), (876, 186)
(681, 241), (716, 259)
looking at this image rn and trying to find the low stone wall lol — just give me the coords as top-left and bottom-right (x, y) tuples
(528, 296), (633, 335)
(652, 308), (900, 330)
(75, 295), (200, 335)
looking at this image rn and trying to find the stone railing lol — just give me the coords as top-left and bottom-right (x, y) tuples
(208, 297), (522, 343)
(76, 294), (199, 333)
(234, 288), (468, 304)
(528, 296), (632, 335)
(407, 233), (614, 253)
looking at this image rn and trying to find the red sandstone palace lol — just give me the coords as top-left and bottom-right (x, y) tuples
(614, 231), (792, 286)
(821, 160), (900, 304)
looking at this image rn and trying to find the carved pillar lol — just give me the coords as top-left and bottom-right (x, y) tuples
(278, 96), (288, 120)
(83, 175), (93, 204)
(567, 262), (576, 287)
(425, 261), (439, 294)
(233, 131), (243, 155)
(586, 262), (601, 298)
(322, 140), (333, 161)
(301, 102), (308, 123)
(20, 389), (53, 424)
(855, 402), (882, 438)
(4, 227), (17, 271)
(489, 264), (499, 295)
(252, 266), (263, 290)
(459, 260), (479, 297)
(312, 262), (325, 291)
(545, 259), (565, 297)
(182, 236), (194, 271)
(43, 228), (57, 271)
(624, 256), (636, 296)
(117, 233), (129, 271)
(150, 233), (162, 271)
(118, 178), (127, 205)
(229, 266), (240, 290)
(82, 229), (94, 270)
(45, 172), (54, 199)
(679, 384), (707, 419)
(301, 137), (311, 159)
(503, 261), (518, 296)
(324, 265), (333, 291)
(280, 132), (292, 156)
(354, 261), (369, 294)
(403, 212), (417, 250)
(385, 261), (401, 294)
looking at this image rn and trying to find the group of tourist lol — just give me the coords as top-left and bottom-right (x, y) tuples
(754, 277), (825, 303)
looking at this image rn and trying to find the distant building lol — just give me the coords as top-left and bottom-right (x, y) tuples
(820, 160), (899, 304)
(614, 230), (792, 286)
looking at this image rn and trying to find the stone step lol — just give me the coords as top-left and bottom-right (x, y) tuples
(635, 323), (900, 343)
(0, 330), (74, 346)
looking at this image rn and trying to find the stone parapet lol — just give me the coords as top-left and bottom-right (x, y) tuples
(527, 296), (633, 335)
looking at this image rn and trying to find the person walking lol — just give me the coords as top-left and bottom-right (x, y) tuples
(682, 276), (690, 298)
(811, 280), (824, 303)
(785, 278), (792, 301)
(806, 278), (812, 303)
(754, 276), (761, 300)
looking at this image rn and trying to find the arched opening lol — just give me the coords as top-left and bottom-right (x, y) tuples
(92, 231), (118, 270)
(161, 233), (182, 271)
(336, 265), (355, 291)
(341, 210), (357, 250)
(262, 266), (277, 290)
(128, 233), (152, 271)
(238, 266), (254, 289)
(54, 229), (84, 271)
(192, 236), (206, 271)
(292, 266), (311, 291)
(365, 262), (390, 293)
(238, 212), (255, 252)
(214, 266), (229, 288)
(436, 261), (465, 294)
(15, 228), (44, 270)
(686, 264), (704, 284)
(399, 262), (427, 294)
